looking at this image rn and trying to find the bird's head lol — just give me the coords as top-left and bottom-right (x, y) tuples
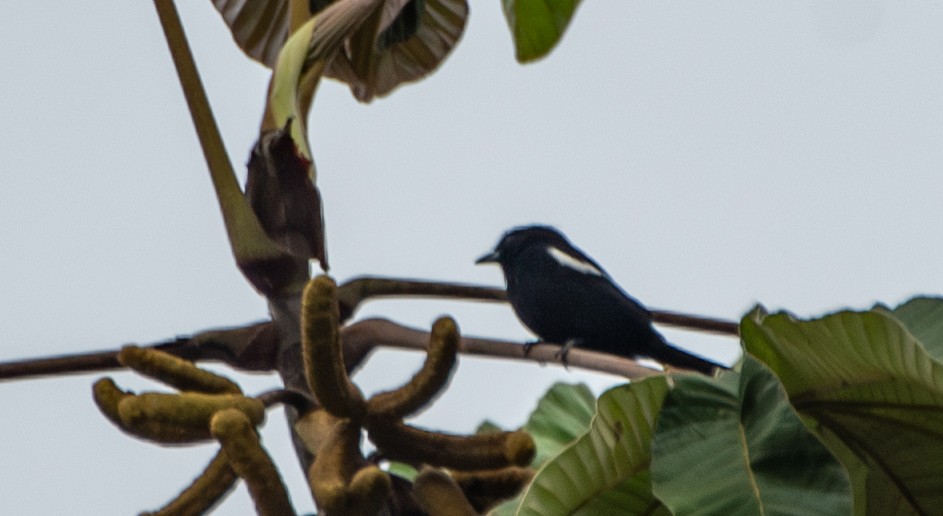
(477, 225), (608, 280)
(476, 225), (569, 267)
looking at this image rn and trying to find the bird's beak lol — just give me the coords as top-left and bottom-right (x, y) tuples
(475, 251), (500, 265)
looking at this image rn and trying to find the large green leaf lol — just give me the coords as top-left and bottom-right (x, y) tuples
(501, 0), (583, 62)
(478, 382), (595, 468)
(651, 358), (851, 516)
(886, 296), (943, 362)
(523, 382), (596, 465)
(742, 307), (943, 515)
(515, 377), (671, 516)
(487, 383), (595, 516)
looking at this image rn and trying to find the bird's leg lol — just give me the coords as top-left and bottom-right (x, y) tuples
(522, 339), (544, 356)
(554, 338), (583, 366)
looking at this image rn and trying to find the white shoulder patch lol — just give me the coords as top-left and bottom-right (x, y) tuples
(547, 246), (604, 277)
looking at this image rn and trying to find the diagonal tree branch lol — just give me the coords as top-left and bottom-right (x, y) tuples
(651, 309), (738, 335)
(336, 276), (739, 336)
(0, 340), (191, 381)
(342, 318), (665, 380)
(336, 276), (507, 321)
(0, 322), (274, 381)
(0, 278), (737, 382)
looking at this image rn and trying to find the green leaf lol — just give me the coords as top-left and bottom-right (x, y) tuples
(385, 461), (418, 482)
(501, 0), (583, 62)
(651, 358), (852, 515)
(515, 377), (671, 515)
(476, 419), (504, 435)
(741, 307), (943, 515)
(523, 382), (596, 465)
(269, 15), (323, 162)
(886, 296), (943, 362)
(487, 383), (595, 516)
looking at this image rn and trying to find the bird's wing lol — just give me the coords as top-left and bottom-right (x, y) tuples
(546, 242), (653, 322)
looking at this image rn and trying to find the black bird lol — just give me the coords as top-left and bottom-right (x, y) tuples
(476, 225), (723, 374)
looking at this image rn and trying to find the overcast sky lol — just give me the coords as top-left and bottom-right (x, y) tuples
(2, 1), (942, 514)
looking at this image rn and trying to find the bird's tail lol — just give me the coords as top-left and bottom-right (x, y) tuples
(652, 342), (725, 375)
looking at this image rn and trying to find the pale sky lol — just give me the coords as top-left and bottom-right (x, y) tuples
(2, 1), (941, 514)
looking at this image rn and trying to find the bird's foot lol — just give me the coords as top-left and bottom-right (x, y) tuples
(522, 340), (543, 357)
(554, 339), (583, 368)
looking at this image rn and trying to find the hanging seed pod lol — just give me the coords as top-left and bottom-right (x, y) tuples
(368, 418), (535, 471)
(368, 317), (459, 418)
(117, 392), (264, 443)
(118, 346), (241, 394)
(412, 467), (477, 516)
(302, 276), (366, 419)
(141, 450), (238, 516)
(211, 409), (295, 516)
(92, 378), (133, 429)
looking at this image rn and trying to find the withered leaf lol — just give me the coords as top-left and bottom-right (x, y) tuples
(246, 122), (328, 270)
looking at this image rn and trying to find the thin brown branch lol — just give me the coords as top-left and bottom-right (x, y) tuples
(0, 276), (736, 382)
(341, 318), (663, 380)
(336, 276), (739, 336)
(0, 350), (122, 381)
(651, 310), (739, 336)
(337, 276), (507, 320)
(0, 339), (195, 382)
(0, 322), (273, 382)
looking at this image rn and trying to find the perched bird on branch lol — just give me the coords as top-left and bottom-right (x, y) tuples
(477, 225), (723, 374)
